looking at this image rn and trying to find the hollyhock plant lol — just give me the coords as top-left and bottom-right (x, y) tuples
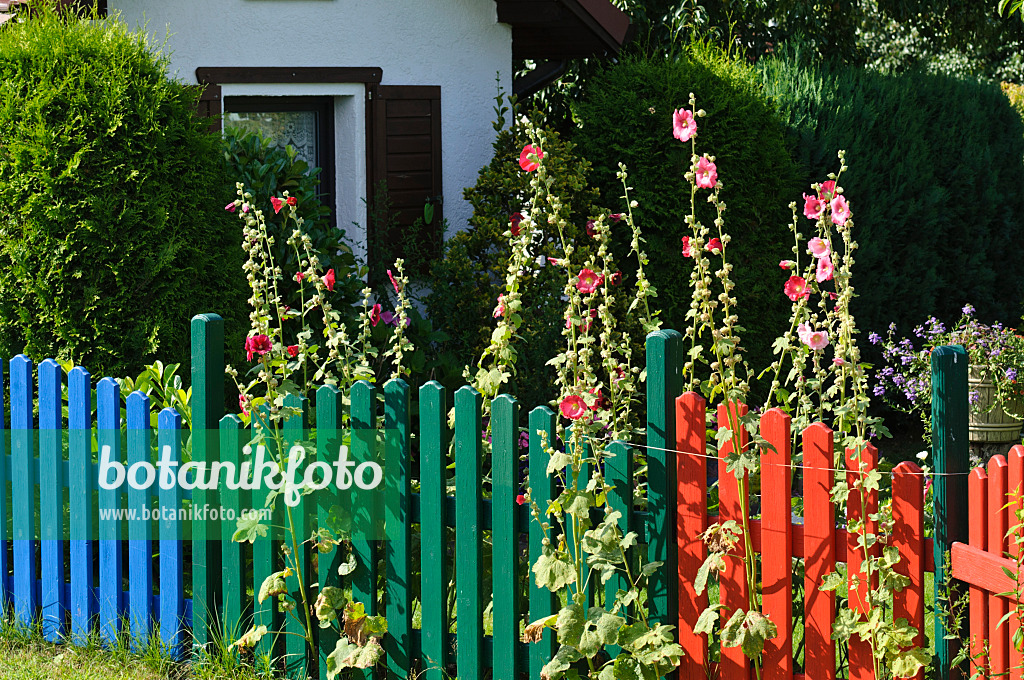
(803, 194), (824, 220)
(673, 108), (697, 142)
(784, 275), (810, 301)
(576, 268), (604, 294)
(695, 155), (718, 189)
(808, 237), (830, 259)
(559, 394), (588, 420)
(831, 195), (852, 225)
(519, 144), (544, 172)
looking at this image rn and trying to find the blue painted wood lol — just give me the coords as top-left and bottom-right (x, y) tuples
(158, 408), (184, 657)
(39, 359), (65, 641)
(97, 376), (123, 644)
(0, 359), (10, 613)
(69, 366), (94, 644)
(10, 355), (35, 627)
(127, 391), (153, 641)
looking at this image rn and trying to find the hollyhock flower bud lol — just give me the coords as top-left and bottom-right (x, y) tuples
(695, 155), (717, 189)
(324, 269), (336, 292)
(672, 108), (697, 142)
(808, 237), (830, 259)
(779, 260), (796, 269)
(225, 202), (237, 213)
(816, 255), (834, 283)
(509, 212), (523, 236)
(784, 276), (810, 301)
(519, 144), (544, 172)
(830, 195), (852, 225)
(387, 269), (400, 294)
(803, 194), (824, 220)
(575, 268), (604, 294)
(270, 196), (285, 214)
(559, 395), (588, 420)
(286, 345), (299, 358)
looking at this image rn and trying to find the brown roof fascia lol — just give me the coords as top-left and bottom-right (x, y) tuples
(497, 0), (629, 58)
(562, 0), (629, 53)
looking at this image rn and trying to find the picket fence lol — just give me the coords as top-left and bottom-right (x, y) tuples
(0, 315), (997, 679)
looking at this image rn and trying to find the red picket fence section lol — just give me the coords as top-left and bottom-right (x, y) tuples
(675, 393), (934, 680)
(950, 444), (1024, 680)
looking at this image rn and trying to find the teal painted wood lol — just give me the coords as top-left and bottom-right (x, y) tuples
(69, 366), (93, 642)
(566, 426), (591, 605)
(39, 358), (65, 641)
(604, 439), (634, 639)
(158, 408), (185, 656)
(384, 379), (411, 679)
(492, 394), (521, 680)
(528, 406), (557, 679)
(127, 391), (153, 640)
(97, 376), (122, 644)
(455, 386), (484, 680)
(349, 380), (379, 680)
(10, 355), (35, 626)
(418, 381), (449, 680)
(251, 409), (280, 664)
(191, 314), (225, 647)
(931, 344), (969, 677)
(218, 414), (246, 644)
(645, 330), (682, 625)
(283, 393), (310, 679)
(315, 385), (343, 680)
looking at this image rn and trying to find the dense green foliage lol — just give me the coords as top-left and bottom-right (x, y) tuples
(760, 53), (1024, 335)
(572, 47), (803, 383)
(0, 9), (247, 377)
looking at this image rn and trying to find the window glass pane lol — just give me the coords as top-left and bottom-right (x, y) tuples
(225, 110), (318, 168)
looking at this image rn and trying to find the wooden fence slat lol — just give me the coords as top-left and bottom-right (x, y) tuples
(0, 360), (7, 613)
(350, 380), (379, 680)
(1009, 445), (1024, 680)
(418, 382), (449, 680)
(283, 393), (309, 678)
(68, 366), (93, 643)
(492, 394), (521, 680)
(385, 379), (412, 679)
(218, 414), (245, 646)
(989, 454), (1010, 678)
(251, 407), (281, 663)
(158, 408), (184, 656)
(39, 358), (65, 641)
(566, 426), (591, 606)
(455, 386), (484, 680)
(605, 439), (634, 659)
(676, 391), (708, 678)
(760, 408), (792, 680)
(97, 376), (122, 644)
(803, 423), (836, 680)
(127, 391), (153, 640)
(892, 461), (925, 680)
(316, 385), (343, 680)
(846, 443), (878, 680)
(717, 400), (750, 680)
(528, 406), (557, 679)
(968, 467), (990, 675)
(10, 355), (34, 627)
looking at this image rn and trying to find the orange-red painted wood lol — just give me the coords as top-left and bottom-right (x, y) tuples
(846, 443), (878, 680)
(990, 455), (1010, 678)
(717, 401), (750, 680)
(893, 461), (925, 680)
(802, 422), (836, 680)
(676, 392), (708, 679)
(759, 409), (792, 680)
(1009, 446), (1024, 680)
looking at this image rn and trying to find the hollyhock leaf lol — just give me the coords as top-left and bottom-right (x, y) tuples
(533, 544), (577, 591)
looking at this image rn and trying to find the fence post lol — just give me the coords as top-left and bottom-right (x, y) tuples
(932, 344), (969, 677)
(646, 329), (682, 627)
(191, 313), (225, 647)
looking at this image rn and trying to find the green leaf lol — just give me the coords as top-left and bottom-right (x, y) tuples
(325, 637), (384, 675)
(533, 541), (577, 591)
(258, 568), (292, 603)
(693, 605), (722, 636)
(556, 604), (586, 647)
(314, 586), (347, 628)
(540, 644), (582, 680)
(891, 647), (931, 678)
(233, 512), (268, 543)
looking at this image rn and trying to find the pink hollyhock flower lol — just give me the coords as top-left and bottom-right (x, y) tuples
(819, 180), (836, 200)
(586, 220), (597, 237)
(286, 345), (299, 358)
(510, 212), (523, 236)
(516, 494), (526, 506)
(381, 311), (395, 326)
(831, 195), (851, 225)
(559, 395), (588, 420)
(803, 193), (824, 220)
(493, 294), (506, 318)
(242, 203), (250, 214)
(609, 213), (623, 222)
(672, 108), (697, 142)
(270, 196), (285, 214)
(295, 272), (304, 283)
(695, 155), (717, 189)
(370, 303), (382, 327)
(705, 237), (723, 253)
(779, 260), (796, 269)
(808, 237), (830, 259)
(575, 268), (604, 294)
(519, 144), (544, 172)
(681, 236), (694, 258)
(245, 335), (272, 362)
(225, 202), (237, 213)
(797, 322), (812, 345)
(805, 329), (830, 351)
(286, 196), (297, 207)
(833, 357), (846, 366)
(784, 276), (810, 301)
(387, 269), (400, 294)
(816, 255), (834, 283)
(609, 270), (622, 286)
(238, 393), (248, 416)
(324, 268), (336, 292)
(548, 257), (561, 266)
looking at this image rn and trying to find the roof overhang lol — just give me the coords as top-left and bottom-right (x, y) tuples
(496, 0), (630, 60)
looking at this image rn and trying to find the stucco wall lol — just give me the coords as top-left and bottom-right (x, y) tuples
(110, 0), (512, 259)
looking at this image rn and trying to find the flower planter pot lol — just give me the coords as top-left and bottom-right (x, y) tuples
(968, 366), (1024, 444)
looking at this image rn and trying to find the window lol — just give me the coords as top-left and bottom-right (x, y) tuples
(223, 96), (336, 224)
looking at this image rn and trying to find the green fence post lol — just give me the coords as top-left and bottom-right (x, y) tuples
(455, 386), (483, 680)
(316, 385), (343, 680)
(528, 406), (557, 679)
(932, 344), (969, 678)
(283, 394), (310, 678)
(492, 394), (521, 680)
(646, 329), (682, 627)
(419, 382), (450, 680)
(384, 378), (411, 679)
(191, 313), (225, 648)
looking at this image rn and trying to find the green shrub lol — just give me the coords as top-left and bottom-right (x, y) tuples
(571, 45), (803, 385)
(759, 53), (1024, 335)
(0, 7), (248, 377)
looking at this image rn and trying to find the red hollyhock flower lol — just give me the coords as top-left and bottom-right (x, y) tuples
(559, 395), (588, 420)
(784, 275), (810, 301)
(681, 236), (694, 258)
(609, 213), (623, 222)
(324, 269), (336, 292)
(519, 144), (544, 172)
(516, 494), (526, 506)
(286, 196), (297, 207)
(225, 202), (237, 213)
(286, 345), (299, 358)
(575, 268), (604, 294)
(705, 238), (723, 253)
(245, 335), (272, 361)
(609, 271), (622, 286)
(370, 303), (382, 327)
(510, 212), (523, 236)
(387, 269), (400, 294)
(586, 220), (597, 237)
(819, 180), (836, 200)
(295, 272), (304, 283)
(238, 393), (248, 416)
(270, 196), (285, 214)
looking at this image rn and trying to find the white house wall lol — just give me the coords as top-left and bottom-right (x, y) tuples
(110, 0), (513, 258)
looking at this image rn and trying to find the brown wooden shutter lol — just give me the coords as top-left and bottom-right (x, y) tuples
(367, 85), (442, 273)
(194, 83), (222, 133)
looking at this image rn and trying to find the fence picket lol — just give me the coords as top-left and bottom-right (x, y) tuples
(418, 381), (449, 680)
(717, 400), (750, 680)
(0, 360), (7, 613)
(892, 462), (925, 680)
(10, 355), (34, 627)
(846, 443), (878, 680)
(158, 408), (184, 656)
(252, 408), (281, 663)
(385, 379), (412, 679)
(350, 380), (379, 680)
(967, 467), (989, 675)
(97, 376), (122, 643)
(676, 391), (707, 678)
(68, 366), (93, 642)
(760, 409), (792, 680)
(1008, 445), (1024, 680)
(218, 414), (245, 645)
(604, 438), (633, 659)
(492, 394), (521, 680)
(282, 394), (309, 677)
(988, 455), (1010, 678)
(455, 386), (484, 680)
(39, 358), (65, 641)
(316, 385), (343, 680)
(803, 423), (836, 680)
(528, 406), (557, 679)
(127, 392), (153, 640)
